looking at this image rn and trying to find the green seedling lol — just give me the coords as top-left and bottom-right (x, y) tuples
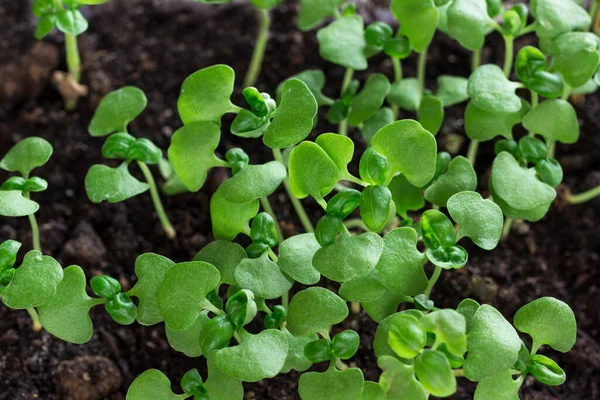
(32, 0), (110, 109)
(84, 86), (176, 238)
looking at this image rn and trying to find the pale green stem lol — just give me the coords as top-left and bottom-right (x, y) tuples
(588, 1), (599, 31)
(243, 8), (270, 87)
(472, 48), (482, 71)
(23, 192), (41, 252)
(503, 35), (514, 78)
(424, 265), (442, 300)
(466, 140), (479, 167)
(52, 0), (82, 110)
(391, 57), (402, 119)
(561, 84), (572, 101)
(272, 148), (314, 233)
(259, 196), (284, 244)
(339, 68), (354, 136)
(501, 218), (513, 240)
(417, 47), (429, 94)
(137, 162), (176, 239)
(547, 139), (556, 158)
(569, 185), (600, 204)
(282, 291), (289, 309)
(516, 23), (537, 37)
(344, 218), (369, 231)
(26, 307), (42, 331)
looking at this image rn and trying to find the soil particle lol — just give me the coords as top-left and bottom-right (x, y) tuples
(54, 355), (121, 400)
(60, 221), (107, 268)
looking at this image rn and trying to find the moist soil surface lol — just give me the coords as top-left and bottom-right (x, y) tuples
(1, 1), (599, 399)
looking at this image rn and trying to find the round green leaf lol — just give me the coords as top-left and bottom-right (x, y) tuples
(348, 74), (391, 126)
(0, 191), (39, 217)
(521, 99), (580, 144)
(157, 261), (221, 331)
(456, 298), (480, 333)
(88, 87), (147, 136)
(299, 368), (364, 400)
(289, 141), (339, 202)
(387, 78), (421, 111)
(126, 369), (181, 400)
(448, 191), (503, 250)
(474, 370), (522, 400)
(420, 209), (456, 249)
(376, 227), (427, 296)
(277, 233), (321, 285)
(532, 0), (590, 39)
(178, 64), (237, 125)
(287, 287), (348, 337)
(360, 185), (393, 232)
(464, 305), (521, 382)
(371, 120), (437, 187)
(419, 309), (467, 356)
(551, 32), (600, 88)
(390, 0), (439, 52)
(35, 14), (57, 40)
(168, 121), (225, 192)
(418, 95), (444, 136)
(280, 330), (317, 373)
(204, 352), (244, 400)
(263, 79), (318, 149)
(513, 297), (576, 353)
(361, 108), (394, 144)
(465, 99), (530, 141)
(315, 133), (355, 178)
(194, 240), (246, 285)
(414, 350), (456, 397)
(362, 290), (409, 323)
(0, 137), (53, 176)
(468, 65), (522, 113)
(424, 156), (476, 207)
(426, 245), (468, 270)
(436, 76), (469, 107)
(56, 9), (88, 36)
(447, 0), (492, 50)
(85, 163), (149, 203)
(2, 250), (63, 309)
(165, 311), (210, 357)
(219, 162), (285, 203)
(388, 174), (425, 218)
(127, 253), (175, 326)
(210, 187), (259, 241)
(234, 254), (292, 299)
(313, 233), (384, 282)
(378, 356), (427, 400)
(388, 313), (427, 359)
(215, 329), (288, 382)
(317, 16), (368, 70)
(297, 0), (345, 31)
(339, 269), (387, 303)
(38, 265), (100, 344)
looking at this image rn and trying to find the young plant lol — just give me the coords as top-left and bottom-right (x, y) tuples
(31, 0), (109, 110)
(85, 87), (176, 238)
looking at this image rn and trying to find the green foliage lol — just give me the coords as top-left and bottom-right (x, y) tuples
(418, 95), (444, 135)
(348, 74), (391, 126)
(1, 137), (53, 177)
(85, 163), (149, 203)
(468, 65), (522, 113)
(436, 75), (469, 107)
(522, 99), (580, 144)
(317, 16), (368, 70)
(88, 87), (147, 136)
(299, 368), (364, 400)
(235, 254), (292, 299)
(387, 78), (421, 111)
(551, 33), (600, 88)
(424, 156), (477, 207)
(465, 99), (530, 141)
(289, 141), (339, 203)
(287, 287), (348, 336)
(532, 0), (590, 39)
(277, 234), (321, 285)
(390, 0), (438, 52)
(447, 0), (492, 50)
(297, 0), (345, 31)
(447, 191), (503, 250)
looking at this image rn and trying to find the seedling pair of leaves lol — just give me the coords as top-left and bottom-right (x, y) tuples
(32, 0), (108, 40)
(84, 86), (176, 238)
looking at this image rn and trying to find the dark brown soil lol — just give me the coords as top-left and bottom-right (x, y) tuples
(1, 1), (599, 399)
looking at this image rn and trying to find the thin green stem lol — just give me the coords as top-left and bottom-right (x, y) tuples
(466, 140), (480, 167)
(342, 173), (369, 187)
(547, 139), (556, 158)
(516, 23), (537, 37)
(501, 217), (513, 240)
(53, 0), (82, 110)
(316, 197), (328, 210)
(23, 192), (41, 252)
(259, 196), (284, 244)
(503, 35), (514, 78)
(561, 84), (572, 101)
(472, 48), (481, 71)
(569, 185), (600, 204)
(137, 162), (176, 239)
(417, 47), (429, 94)
(391, 57), (402, 119)
(424, 266), (442, 300)
(243, 8), (270, 87)
(344, 218), (369, 231)
(339, 68), (354, 136)
(588, 1), (599, 31)
(26, 307), (42, 331)
(268, 248), (279, 262)
(282, 291), (289, 309)
(272, 148), (314, 233)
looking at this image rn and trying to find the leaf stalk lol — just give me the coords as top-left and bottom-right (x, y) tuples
(243, 8), (270, 87)
(137, 161), (176, 239)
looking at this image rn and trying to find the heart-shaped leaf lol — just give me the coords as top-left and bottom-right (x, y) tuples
(0, 191), (39, 217)
(313, 233), (384, 282)
(178, 65), (237, 124)
(1, 137), (53, 176)
(464, 305), (521, 382)
(126, 370), (181, 400)
(414, 350), (456, 397)
(348, 74), (391, 126)
(388, 174), (425, 218)
(127, 253), (175, 326)
(277, 233), (321, 285)
(387, 78), (421, 111)
(468, 65), (522, 113)
(551, 32), (600, 88)
(287, 287), (348, 336)
(210, 188), (260, 241)
(456, 298), (480, 333)
(297, 0), (345, 31)
(362, 108), (394, 144)
(362, 290), (409, 322)
(376, 227), (428, 296)
(378, 356), (427, 400)
(390, 0), (438, 52)
(339, 269), (388, 303)
(165, 310), (210, 357)
(425, 156), (477, 207)
(315, 133), (354, 178)
(448, 191), (503, 250)
(157, 261), (220, 331)
(56, 9), (88, 36)
(234, 254), (292, 299)
(371, 120), (437, 187)
(280, 329), (317, 373)
(264, 79), (318, 149)
(88, 87), (147, 136)
(447, 0), (492, 50)
(513, 297), (576, 353)
(289, 141), (339, 203)
(215, 329), (288, 382)
(436, 76), (469, 107)
(465, 99), (530, 141)
(219, 162), (285, 203)
(168, 121), (226, 192)
(361, 381), (386, 400)
(317, 16), (368, 70)
(85, 163), (149, 203)
(521, 99), (580, 144)
(418, 95), (444, 136)
(38, 265), (101, 344)
(299, 368), (364, 400)
(474, 370), (522, 400)
(204, 352), (244, 400)
(532, 0), (590, 39)
(194, 240), (246, 285)
(2, 250), (63, 309)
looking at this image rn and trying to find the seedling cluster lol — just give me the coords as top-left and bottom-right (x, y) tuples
(3, 0), (599, 398)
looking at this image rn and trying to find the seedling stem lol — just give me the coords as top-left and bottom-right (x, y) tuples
(26, 307), (42, 332)
(501, 217), (513, 240)
(424, 265), (442, 300)
(339, 68), (354, 136)
(137, 161), (176, 239)
(569, 185), (600, 204)
(391, 57), (402, 118)
(418, 47), (428, 94)
(244, 8), (270, 87)
(503, 36), (514, 78)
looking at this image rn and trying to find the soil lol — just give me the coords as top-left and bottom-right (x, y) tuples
(1, 0), (599, 399)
